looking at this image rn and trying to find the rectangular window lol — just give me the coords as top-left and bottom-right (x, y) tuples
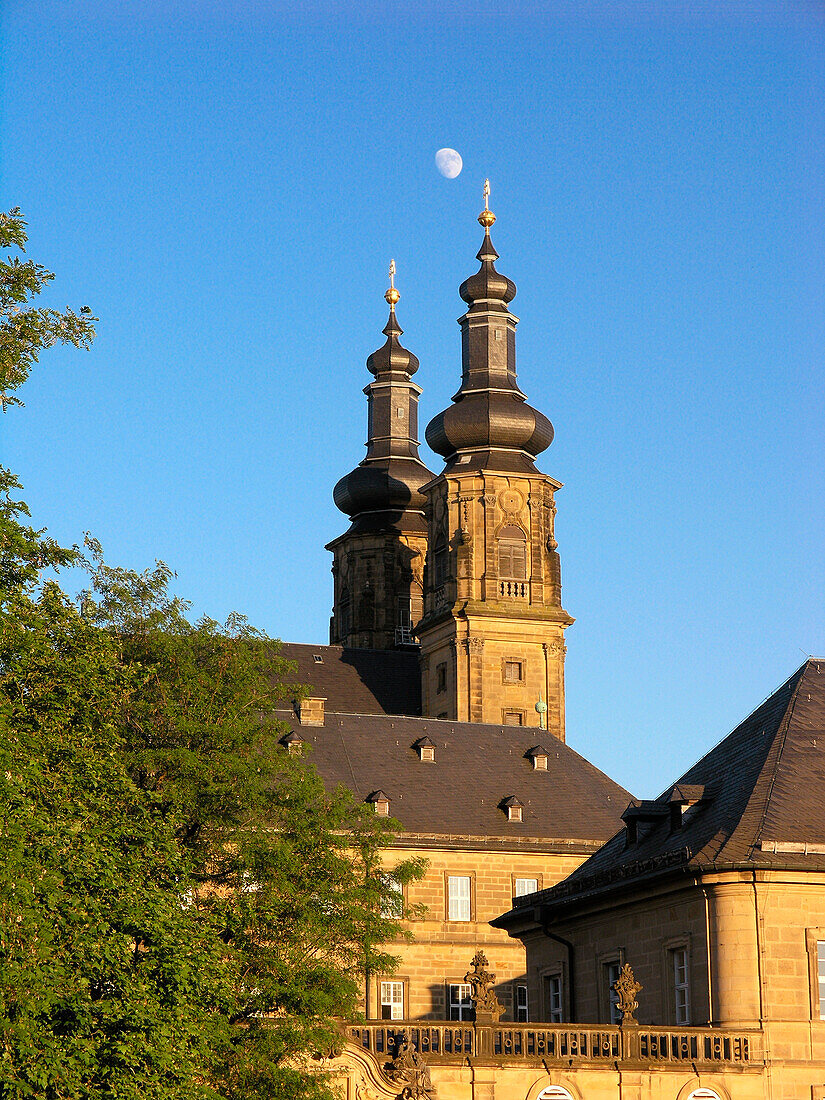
(514, 877), (538, 898)
(380, 981), (404, 1020)
(672, 947), (690, 1024)
(503, 659), (524, 683)
(381, 875), (404, 919)
(448, 983), (472, 1020)
(397, 598), (411, 629)
(543, 974), (563, 1022)
(436, 662), (447, 693)
(503, 710), (524, 726)
(606, 961), (622, 1024)
(818, 942), (825, 1020)
(515, 983), (529, 1022)
(447, 875), (471, 921)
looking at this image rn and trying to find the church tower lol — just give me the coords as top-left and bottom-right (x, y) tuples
(417, 185), (573, 738)
(327, 264), (434, 650)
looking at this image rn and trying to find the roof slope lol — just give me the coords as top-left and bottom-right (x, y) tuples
(506, 659), (825, 910)
(277, 644), (421, 717)
(275, 709), (631, 845)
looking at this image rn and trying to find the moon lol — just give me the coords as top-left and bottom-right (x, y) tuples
(435, 148), (463, 179)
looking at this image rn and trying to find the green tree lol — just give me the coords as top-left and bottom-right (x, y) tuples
(78, 542), (423, 1098)
(0, 210), (421, 1099)
(0, 208), (96, 410)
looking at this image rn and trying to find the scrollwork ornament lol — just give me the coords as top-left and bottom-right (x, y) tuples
(384, 1031), (436, 1100)
(612, 963), (642, 1024)
(464, 949), (503, 1021)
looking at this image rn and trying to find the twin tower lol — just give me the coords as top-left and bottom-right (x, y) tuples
(327, 188), (573, 741)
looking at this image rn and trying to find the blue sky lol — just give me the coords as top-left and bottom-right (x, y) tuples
(2, 0), (823, 797)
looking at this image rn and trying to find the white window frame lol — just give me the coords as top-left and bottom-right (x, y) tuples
(380, 875), (404, 919)
(606, 959), (622, 1024)
(448, 982), (472, 1020)
(544, 972), (563, 1022)
(513, 877), (538, 899)
(515, 982), (529, 1022)
(672, 945), (690, 1024)
(447, 875), (471, 921)
(380, 980), (404, 1020)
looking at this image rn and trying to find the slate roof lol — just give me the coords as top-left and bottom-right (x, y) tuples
(277, 643), (421, 717)
(273, 707), (631, 846)
(498, 659), (825, 917)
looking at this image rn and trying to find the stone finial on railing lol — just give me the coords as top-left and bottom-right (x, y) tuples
(385, 1030), (436, 1099)
(464, 949), (503, 1023)
(613, 963), (642, 1025)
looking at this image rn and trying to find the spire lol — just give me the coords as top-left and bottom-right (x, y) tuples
(424, 185), (554, 474)
(332, 262), (433, 531)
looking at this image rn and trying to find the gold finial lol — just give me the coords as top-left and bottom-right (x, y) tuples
(478, 178), (496, 228)
(384, 257), (400, 308)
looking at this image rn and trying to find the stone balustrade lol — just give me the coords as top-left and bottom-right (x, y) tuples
(345, 1021), (764, 1067)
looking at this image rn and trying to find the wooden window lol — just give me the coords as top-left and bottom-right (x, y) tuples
(436, 662), (447, 693)
(543, 973), (563, 1022)
(434, 539), (448, 588)
(446, 875), (471, 921)
(503, 659), (524, 683)
(380, 980), (404, 1020)
(513, 877), (538, 898)
(672, 946), (690, 1024)
(503, 710), (525, 726)
(448, 982), (472, 1020)
(498, 525), (527, 580)
(339, 589), (351, 637)
(515, 983), (529, 1022)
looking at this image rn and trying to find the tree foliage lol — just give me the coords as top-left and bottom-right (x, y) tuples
(0, 212), (422, 1098)
(0, 208), (96, 410)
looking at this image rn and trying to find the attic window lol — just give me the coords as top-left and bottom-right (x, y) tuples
(313, 653), (323, 663)
(413, 736), (435, 763)
(279, 731), (305, 756)
(501, 796), (524, 823)
(368, 790), (391, 816)
(526, 745), (549, 771)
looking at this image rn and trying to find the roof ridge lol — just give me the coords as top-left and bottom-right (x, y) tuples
(747, 664), (810, 854)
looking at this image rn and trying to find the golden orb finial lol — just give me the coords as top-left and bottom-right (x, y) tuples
(478, 178), (496, 228)
(384, 257), (400, 308)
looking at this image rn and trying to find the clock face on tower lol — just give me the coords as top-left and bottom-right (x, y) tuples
(498, 489), (524, 515)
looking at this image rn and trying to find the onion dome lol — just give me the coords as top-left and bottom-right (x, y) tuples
(425, 182), (554, 474)
(333, 262), (433, 533)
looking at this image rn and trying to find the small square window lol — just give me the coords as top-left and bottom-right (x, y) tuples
(513, 877), (538, 898)
(503, 710), (524, 726)
(503, 659), (524, 684)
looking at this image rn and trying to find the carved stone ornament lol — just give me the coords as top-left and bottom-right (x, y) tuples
(384, 1031), (437, 1100)
(612, 963), (642, 1024)
(467, 637), (484, 654)
(498, 488), (523, 514)
(464, 949), (503, 1022)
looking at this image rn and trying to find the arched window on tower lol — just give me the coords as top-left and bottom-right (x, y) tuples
(498, 525), (527, 597)
(434, 537), (448, 589)
(339, 588), (351, 639)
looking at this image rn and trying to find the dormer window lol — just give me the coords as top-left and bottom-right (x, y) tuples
(414, 736), (435, 763)
(312, 653), (323, 664)
(279, 730), (305, 756)
(526, 745), (549, 771)
(368, 790), (391, 816)
(501, 796), (524, 823)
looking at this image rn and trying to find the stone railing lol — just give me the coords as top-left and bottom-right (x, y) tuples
(498, 579), (527, 599)
(345, 1021), (764, 1067)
